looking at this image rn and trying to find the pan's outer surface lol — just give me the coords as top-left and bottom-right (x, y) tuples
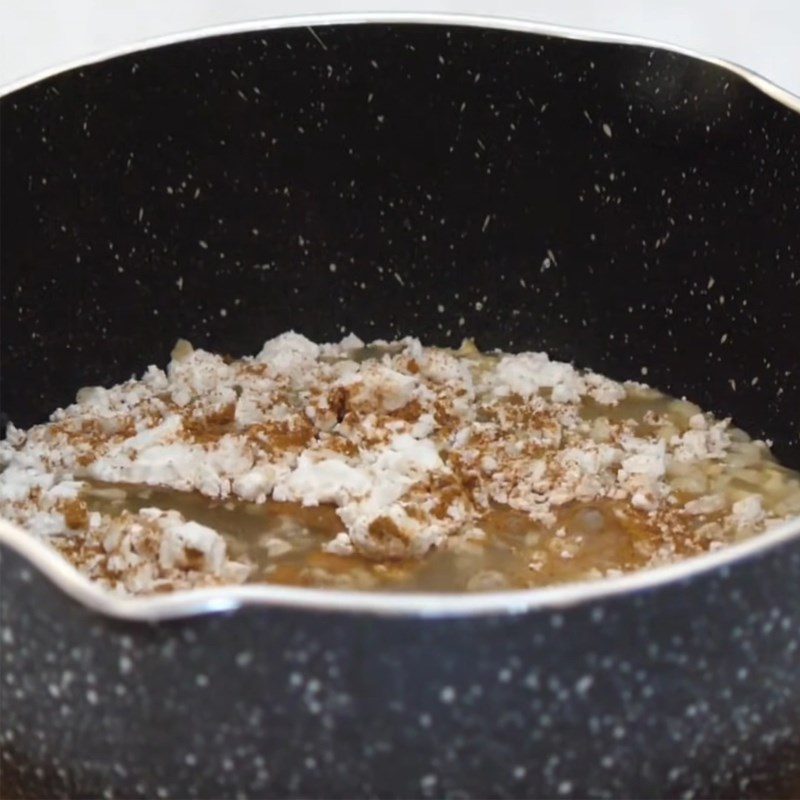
(1, 20), (800, 799)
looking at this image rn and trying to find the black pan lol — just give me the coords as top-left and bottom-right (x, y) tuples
(1, 16), (799, 799)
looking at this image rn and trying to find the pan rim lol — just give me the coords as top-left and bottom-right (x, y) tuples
(1, 512), (799, 620)
(1, 10), (799, 116)
(2, 12), (799, 621)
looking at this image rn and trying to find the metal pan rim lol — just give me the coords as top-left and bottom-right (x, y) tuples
(2, 511), (799, 621)
(1, 11), (799, 115)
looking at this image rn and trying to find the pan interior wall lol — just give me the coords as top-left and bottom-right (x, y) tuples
(1, 24), (799, 464)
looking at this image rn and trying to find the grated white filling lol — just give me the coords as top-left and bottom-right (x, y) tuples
(1, 331), (794, 594)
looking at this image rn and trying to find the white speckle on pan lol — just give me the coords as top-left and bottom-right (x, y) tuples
(119, 655), (132, 675)
(198, 240), (208, 250)
(307, 26), (328, 51)
(329, 263), (337, 273)
(420, 775), (437, 792)
(439, 685), (456, 703)
(641, 367), (649, 376)
(482, 214), (491, 232)
(602, 122), (613, 137)
(176, 277), (184, 291)
(235, 651), (253, 668)
(668, 766), (685, 782)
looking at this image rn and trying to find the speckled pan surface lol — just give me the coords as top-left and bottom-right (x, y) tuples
(1, 19), (800, 799)
(2, 541), (800, 800)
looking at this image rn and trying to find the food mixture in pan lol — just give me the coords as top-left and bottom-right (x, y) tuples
(2, 332), (799, 595)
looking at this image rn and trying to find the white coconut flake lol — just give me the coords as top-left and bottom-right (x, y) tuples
(1, 330), (791, 594)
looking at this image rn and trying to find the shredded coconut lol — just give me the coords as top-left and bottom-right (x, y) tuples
(1, 332), (795, 594)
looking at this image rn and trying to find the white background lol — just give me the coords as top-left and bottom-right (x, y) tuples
(1, 0), (799, 97)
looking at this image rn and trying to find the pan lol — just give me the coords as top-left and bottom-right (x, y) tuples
(1, 15), (799, 799)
